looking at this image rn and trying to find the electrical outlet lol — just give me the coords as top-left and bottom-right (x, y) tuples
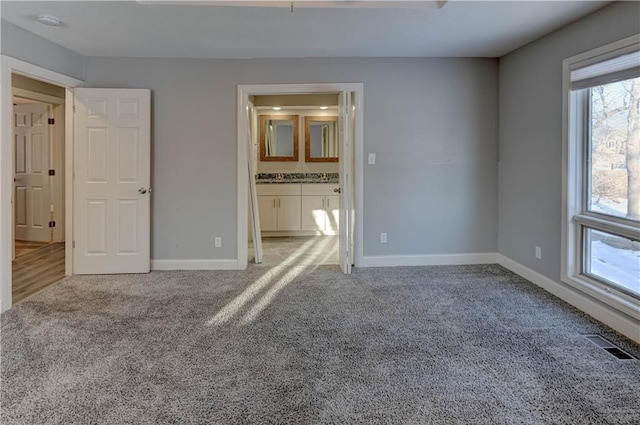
(215, 237), (222, 248)
(380, 232), (387, 243)
(535, 246), (542, 260)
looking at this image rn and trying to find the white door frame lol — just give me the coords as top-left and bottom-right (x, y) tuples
(236, 83), (364, 270)
(0, 55), (83, 311)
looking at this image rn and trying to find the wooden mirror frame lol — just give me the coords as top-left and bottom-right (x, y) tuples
(260, 115), (299, 162)
(304, 116), (339, 163)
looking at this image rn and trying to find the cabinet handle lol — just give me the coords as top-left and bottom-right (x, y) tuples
(273, 199), (276, 208)
(278, 198), (281, 208)
(322, 198), (325, 208)
(327, 198), (330, 208)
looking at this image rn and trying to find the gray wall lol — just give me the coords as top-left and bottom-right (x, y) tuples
(84, 57), (499, 260)
(498, 1), (640, 279)
(0, 20), (84, 81)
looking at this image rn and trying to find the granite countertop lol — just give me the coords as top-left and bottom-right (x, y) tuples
(255, 173), (339, 184)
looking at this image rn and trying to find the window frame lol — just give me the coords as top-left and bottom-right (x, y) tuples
(562, 35), (640, 320)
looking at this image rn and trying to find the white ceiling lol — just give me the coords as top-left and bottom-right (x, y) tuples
(1, 1), (612, 59)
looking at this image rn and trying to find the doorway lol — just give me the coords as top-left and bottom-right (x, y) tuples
(237, 83), (363, 273)
(11, 75), (66, 304)
(0, 56), (83, 311)
(249, 94), (341, 267)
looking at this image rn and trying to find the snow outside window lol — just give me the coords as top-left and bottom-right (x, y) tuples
(564, 42), (640, 310)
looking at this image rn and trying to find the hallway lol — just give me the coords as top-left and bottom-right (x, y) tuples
(12, 242), (65, 304)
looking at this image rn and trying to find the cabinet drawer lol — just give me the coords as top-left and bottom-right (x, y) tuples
(301, 184), (339, 196)
(257, 184), (301, 196)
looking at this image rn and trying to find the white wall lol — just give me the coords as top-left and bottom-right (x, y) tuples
(498, 1), (640, 279)
(84, 57), (499, 261)
(0, 20), (84, 81)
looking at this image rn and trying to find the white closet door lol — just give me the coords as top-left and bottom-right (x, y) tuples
(73, 89), (151, 274)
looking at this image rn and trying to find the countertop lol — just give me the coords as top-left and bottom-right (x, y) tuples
(255, 173), (339, 184)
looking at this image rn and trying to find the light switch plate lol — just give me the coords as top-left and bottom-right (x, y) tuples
(368, 153), (376, 165)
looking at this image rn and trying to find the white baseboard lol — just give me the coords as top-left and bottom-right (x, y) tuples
(360, 252), (499, 267)
(498, 255), (640, 344)
(151, 259), (238, 271)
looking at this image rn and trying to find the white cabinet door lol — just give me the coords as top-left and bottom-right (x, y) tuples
(13, 104), (51, 242)
(73, 89), (151, 274)
(258, 196), (277, 231)
(326, 195), (340, 233)
(301, 195), (325, 231)
(277, 196), (301, 231)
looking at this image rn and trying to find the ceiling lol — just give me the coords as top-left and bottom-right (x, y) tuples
(1, 1), (612, 59)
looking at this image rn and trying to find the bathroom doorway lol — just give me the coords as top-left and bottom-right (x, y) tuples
(249, 94), (340, 267)
(237, 83), (363, 273)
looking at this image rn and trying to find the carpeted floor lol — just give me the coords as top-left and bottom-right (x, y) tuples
(1, 258), (639, 423)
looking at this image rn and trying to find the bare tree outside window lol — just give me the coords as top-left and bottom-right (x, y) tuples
(590, 77), (640, 221)
(586, 77), (640, 296)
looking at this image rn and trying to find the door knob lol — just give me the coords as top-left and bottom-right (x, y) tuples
(138, 187), (148, 194)
(333, 188), (341, 193)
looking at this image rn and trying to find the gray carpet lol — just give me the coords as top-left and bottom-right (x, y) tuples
(1, 263), (639, 424)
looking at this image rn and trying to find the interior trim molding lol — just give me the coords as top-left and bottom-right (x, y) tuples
(360, 252), (499, 267)
(151, 259), (239, 271)
(498, 254), (640, 344)
(0, 55), (84, 312)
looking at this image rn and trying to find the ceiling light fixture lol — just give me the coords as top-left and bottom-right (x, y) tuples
(272, 106), (282, 111)
(37, 14), (61, 27)
(319, 106), (329, 110)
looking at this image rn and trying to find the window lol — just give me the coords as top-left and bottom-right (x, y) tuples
(563, 38), (640, 313)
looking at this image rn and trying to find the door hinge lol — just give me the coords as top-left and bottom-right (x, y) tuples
(48, 221), (56, 228)
(48, 118), (55, 125)
(49, 169), (55, 176)
(72, 240), (75, 249)
(73, 104), (76, 113)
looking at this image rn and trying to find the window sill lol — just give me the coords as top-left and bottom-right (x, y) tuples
(562, 272), (640, 321)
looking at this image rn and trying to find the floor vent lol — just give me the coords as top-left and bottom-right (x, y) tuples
(585, 335), (636, 360)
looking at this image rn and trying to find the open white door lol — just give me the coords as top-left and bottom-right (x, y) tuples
(73, 89), (151, 274)
(338, 91), (352, 274)
(13, 103), (51, 243)
(247, 100), (263, 264)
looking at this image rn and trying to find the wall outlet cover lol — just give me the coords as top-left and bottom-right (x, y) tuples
(368, 153), (376, 165)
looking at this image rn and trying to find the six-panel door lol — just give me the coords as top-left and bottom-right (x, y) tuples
(73, 89), (151, 274)
(13, 103), (51, 243)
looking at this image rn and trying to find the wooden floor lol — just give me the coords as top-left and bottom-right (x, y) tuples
(12, 242), (65, 304)
(14, 240), (51, 257)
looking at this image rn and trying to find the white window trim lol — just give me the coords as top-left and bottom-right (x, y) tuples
(562, 34), (640, 321)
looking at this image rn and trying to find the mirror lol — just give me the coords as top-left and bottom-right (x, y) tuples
(305, 116), (338, 162)
(260, 115), (299, 162)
